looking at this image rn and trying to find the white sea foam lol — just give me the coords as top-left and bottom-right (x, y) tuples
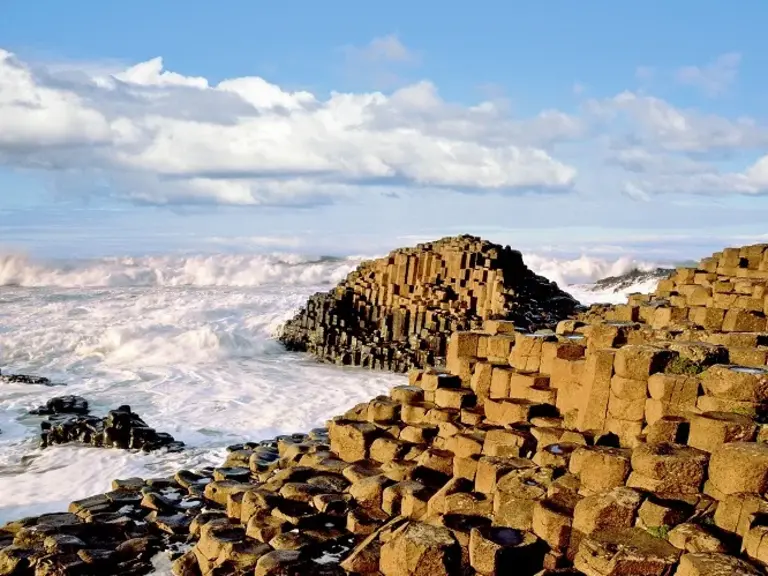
(0, 249), (661, 525)
(523, 253), (659, 286)
(0, 254), (399, 524)
(567, 278), (663, 306)
(0, 252), (361, 288)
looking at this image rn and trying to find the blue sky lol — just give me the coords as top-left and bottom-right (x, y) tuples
(1, 0), (768, 261)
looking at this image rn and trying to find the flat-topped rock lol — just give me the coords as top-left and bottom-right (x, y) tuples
(674, 552), (762, 576)
(701, 365), (768, 403)
(380, 521), (461, 576)
(574, 527), (681, 576)
(708, 442), (768, 496)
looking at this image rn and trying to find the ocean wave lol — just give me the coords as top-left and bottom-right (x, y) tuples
(0, 252), (360, 288)
(523, 254), (660, 286)
(0, 249), (664, 293)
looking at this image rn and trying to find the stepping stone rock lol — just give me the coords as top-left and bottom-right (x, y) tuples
(574, 527), (680, 576)
(380, 521), (461, 576)
(687, 412), (758, 453)
(673, 552), (762, 576)
(742, 525), (768, 565)
(667, 524), (725, 554)
(329, 420), (379, 463)
(629, 442), (708, 493)
(708, 442), (768, 496)
(469, 526), (544, 575)
(701, 365), (768, 403)
(254, 549), (305, 576)
(569, 446), (631, 494)
(573, 487), (643, 537)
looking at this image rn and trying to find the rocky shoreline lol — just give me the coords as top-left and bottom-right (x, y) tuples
(4, 239), (768, 574)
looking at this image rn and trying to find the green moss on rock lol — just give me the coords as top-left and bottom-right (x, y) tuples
(664, 356), (705, 375)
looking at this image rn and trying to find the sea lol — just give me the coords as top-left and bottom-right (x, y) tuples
(0, 250), (662, 542)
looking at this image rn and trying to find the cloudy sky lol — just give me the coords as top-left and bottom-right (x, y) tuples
(1, 1), (768, 260)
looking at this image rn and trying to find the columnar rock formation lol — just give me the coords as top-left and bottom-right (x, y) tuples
(279, 235), (580, 372)
(9, 242), (768, 575)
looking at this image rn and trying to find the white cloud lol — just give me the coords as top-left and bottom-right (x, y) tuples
(745, 156), (768, 187)
(368, 82), (585, 148)
(608, 148), (711, 175)
(676, 52), (741, 96)
(616, 153), (768, 198)
(207, 235), (303, 248)
(340, 34), (422, 90)
(0, 48), (577, 206)
(116, 57), (209, 88)
(0, 50), (111, 148)
(621, 182), (651, 202)
(584, 83), (768, 199)
(348, 34), (416, 64)
(588, 91), (767, 152)
(2, 47), (767, 207)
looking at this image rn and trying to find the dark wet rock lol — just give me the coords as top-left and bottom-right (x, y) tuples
(115, 537), (157, 562)
(0, 509), (165, 576)
(77, 547), (116, 565)
(213, 467), (251, 482)
(140, 491), (181, 512)
(30, 395), (89, 416)
(37, 403), (184, 452)
(147, 511), (193, 535)
(107, 490), (144, 506)
(43, 533), (87, 553)
(0, 369), (57, 386)
(175, 469), (211, 491)
(144, 477), (180, 491)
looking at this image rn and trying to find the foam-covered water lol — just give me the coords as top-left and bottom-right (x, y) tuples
(567, 277), (662, 306)
(0, 252), (355, 288)
(0, 250), (658, 525)
(524, 253), (660, 304)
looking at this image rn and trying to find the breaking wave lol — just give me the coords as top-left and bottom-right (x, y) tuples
(0, 250), (662, 291)
(0, 252), (360, 288)
(523, 254), (660, 287)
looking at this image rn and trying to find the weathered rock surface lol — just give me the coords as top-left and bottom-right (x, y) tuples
(279, 235), (580, 372)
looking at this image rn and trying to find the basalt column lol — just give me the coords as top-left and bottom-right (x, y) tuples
(279, 235), (580, 372)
